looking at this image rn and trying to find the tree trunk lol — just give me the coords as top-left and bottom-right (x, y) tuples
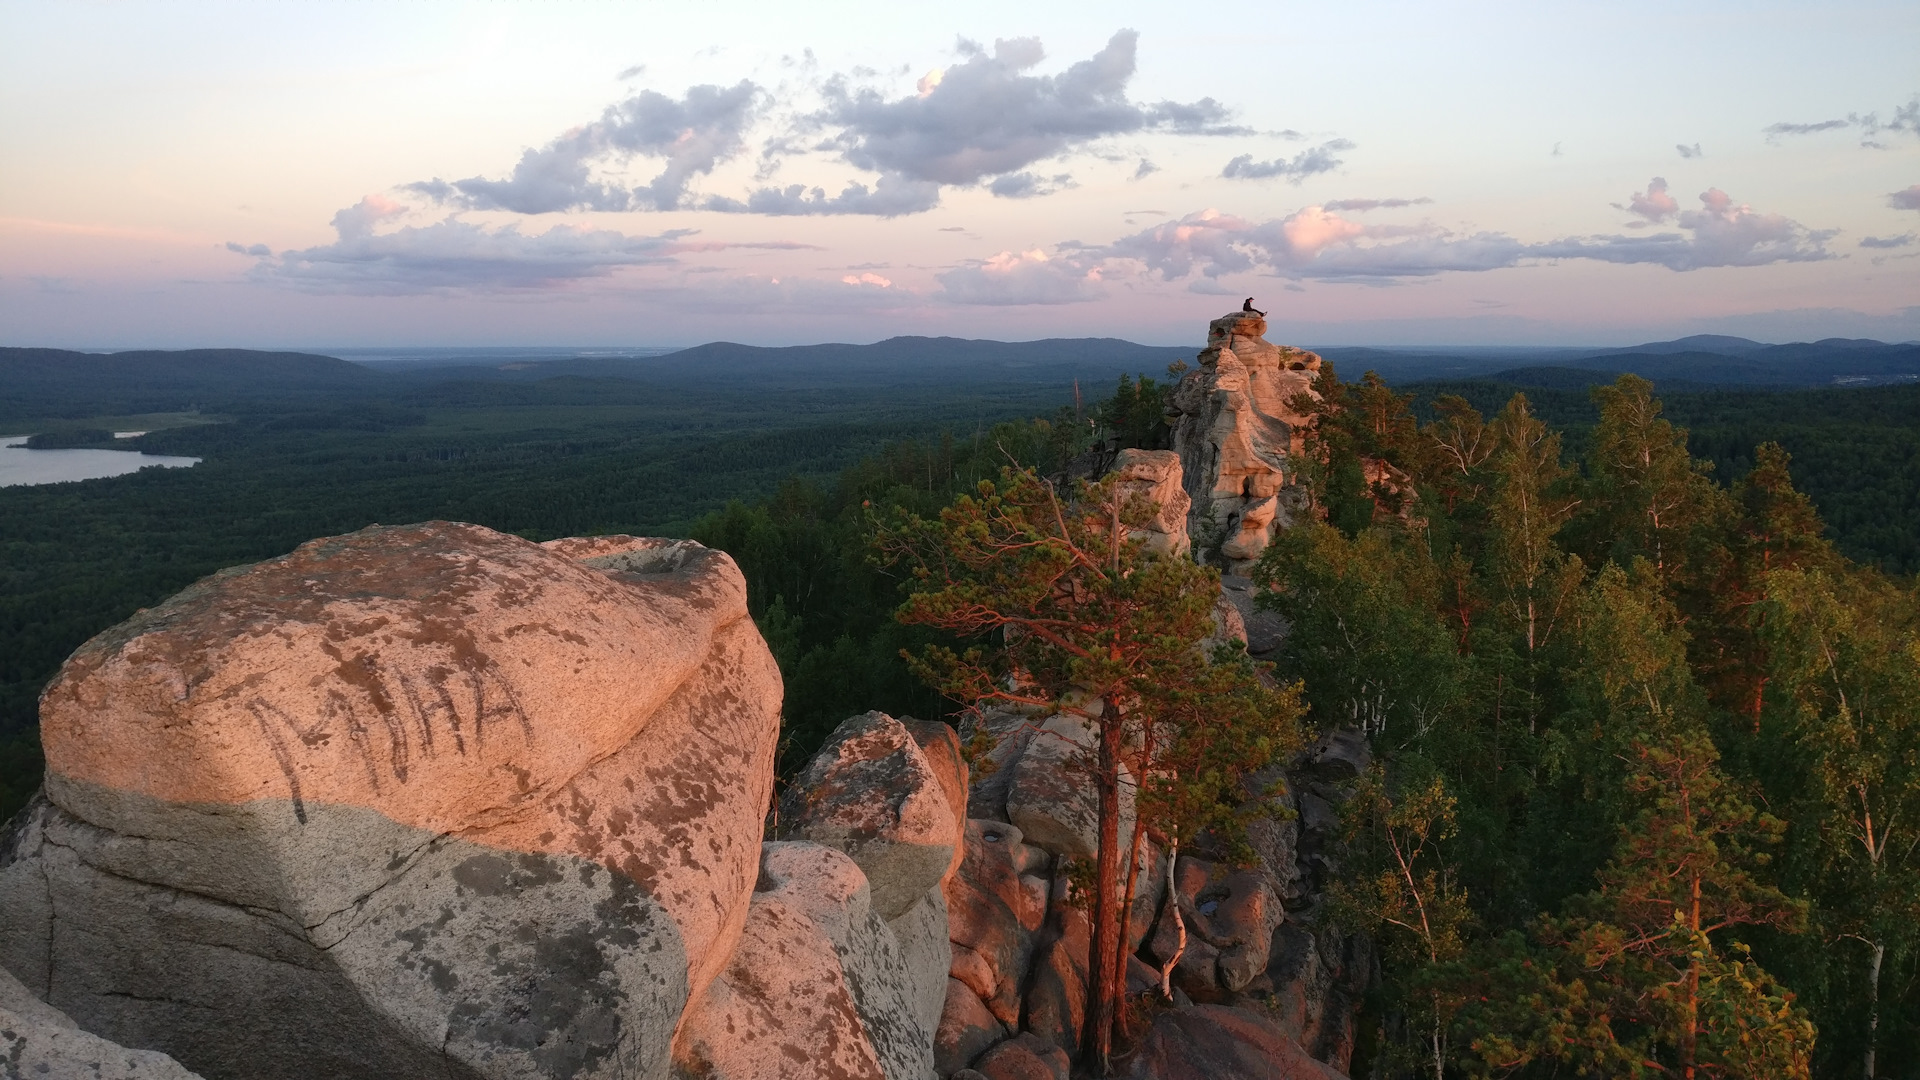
(1160, 838), (1183, 999)
(1864, 939), (1883, 1080)
(1085, 709), (1125, 1075)
(1113, 813), (1149, 1042)
(1681, 873), (1701, 1080)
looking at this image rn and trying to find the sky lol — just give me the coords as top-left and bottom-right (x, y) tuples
(2, 0), (1917, 349)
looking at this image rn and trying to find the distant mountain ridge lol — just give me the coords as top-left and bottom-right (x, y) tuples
(6, 334), (1917, 423)
(0, 347), (386, 422)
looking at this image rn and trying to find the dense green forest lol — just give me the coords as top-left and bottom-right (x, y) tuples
(2, 352), (1917, 1078)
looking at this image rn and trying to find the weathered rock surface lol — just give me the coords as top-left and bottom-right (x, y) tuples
(1111, 449), (1192, 560)
(970, 1033), (1070, 1080)
(944, 821), (1051, 1029)
(0, 964), (204, 1080)
(0, 522), (783, 1080)
(780, 711), (961, 920)
(670, 842), (933, 1080)
(1167, 311), (1323, 574)
(1124, 1005), (1346, 1080)
(1149, 859), (1285, 996)
(1005, 712), (1134, 862)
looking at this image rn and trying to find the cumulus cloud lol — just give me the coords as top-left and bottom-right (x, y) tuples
(1860, 233), (1914, 249)
(841, 271), (894, 287)
(224, 242), (270, 257)
(409, 81), (760, 213)
(1615, 176), (1681, 224)
(1322, 197), (1432, 212)
(936, 248), (1104, 305)
(1220, 139), (1353, 183)
(807, 31), (1244, 198)
(1677, 143), (1702, 158)
(1539, 187), (1835, 269)
(1099, 184), (1832, 283)
(704, 173), (941, 216)
(1764, 94), (1920, 146)
(988, 171), (1074, 198)
(1891, 185), (1920, 211)
(230, 202), (814, 293)
(331, 194), (410, 238)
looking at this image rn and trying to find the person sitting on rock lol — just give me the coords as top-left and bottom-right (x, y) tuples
(1242, 297), (1266, 316)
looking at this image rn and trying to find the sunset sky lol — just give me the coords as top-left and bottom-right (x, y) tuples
(2, 0), (1916, 348)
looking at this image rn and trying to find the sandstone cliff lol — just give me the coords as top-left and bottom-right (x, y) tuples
(1167, 311), (1325, 575)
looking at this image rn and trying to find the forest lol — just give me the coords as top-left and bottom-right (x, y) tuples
(1, 351), (1917, 1077)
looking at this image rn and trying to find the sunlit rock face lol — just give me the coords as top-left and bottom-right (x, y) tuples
(1167, 311), (1324, 574)
(0, 523), (783, 1080)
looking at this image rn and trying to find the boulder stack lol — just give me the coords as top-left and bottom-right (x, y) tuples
(1167, 310), (1324, 574)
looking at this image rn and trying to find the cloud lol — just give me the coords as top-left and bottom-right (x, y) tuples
(1615, 176), (1680, 224)
(1220, 139), (1353, 183)
(224, 242), (271, 257)
(1100, 185), (1832, 282)
(704, 173), (941, 216)
(410, 81), (761, 213)
(1542, 187), (1835, 270)
(1322, 197), (1432, 212)
(841, 271), (894, 287)
(232, 204), (814, 293)
(1891, 185), (1920, 211)
(1860, 233), (1914, 249)
(1764, 94), (1920, 146)
(935, 248), (1104, 305)
(1763, 119), (1850, 138)
(988, 171), (1074, 198)
(331, 194), (410, 238)
(1132, 158), (1158, 179)
(1677, 143), (1702, 158)
(807, 31), (1245, 199)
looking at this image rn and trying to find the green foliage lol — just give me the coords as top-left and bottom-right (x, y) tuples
(1258, 373), (1918, 1077)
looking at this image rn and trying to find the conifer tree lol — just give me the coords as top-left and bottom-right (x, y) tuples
(1760, 567), (1920, 1079)
(875, 466), (1301, 1073)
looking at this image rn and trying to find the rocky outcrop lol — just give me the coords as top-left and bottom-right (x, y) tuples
(0, 522), (784, 1080)
(670, 842), (933, 1080)
(935, 695), (1371, 1078)
(1125, 1005), (1346, 1080)
(1110, 449), (1192, 560)
(1167, 311), (1324, 574)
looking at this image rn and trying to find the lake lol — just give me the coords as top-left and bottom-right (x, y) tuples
(0, 435), (202, 487)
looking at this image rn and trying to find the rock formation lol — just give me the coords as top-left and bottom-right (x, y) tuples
(0, 523), (783, 1080)
(1167, 310), (1325, 574)
(0, 395), (1370, 1080)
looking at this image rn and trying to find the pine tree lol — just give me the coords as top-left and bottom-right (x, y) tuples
(875, 466), (1301, 1072)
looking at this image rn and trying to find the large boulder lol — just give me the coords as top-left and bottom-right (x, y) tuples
(1004, 713), (1134, 862)
(780, 710), (970, 1045)
(944, 821), (1051, 1030)
(780, 711), (961, 920)
(670, 842), (934, 1080)
(0, 523), (783, 1080)
(1167, 311), (1322, 573)
(1123, 1005), (1346, 1080)
(1149, 858), (1284, 997)
(0, 964), (203, 1080)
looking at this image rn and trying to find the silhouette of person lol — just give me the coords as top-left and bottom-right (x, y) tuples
(1242, 297), (1266, 317)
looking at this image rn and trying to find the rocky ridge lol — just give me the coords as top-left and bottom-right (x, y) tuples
(1, 312), (1370, 1079)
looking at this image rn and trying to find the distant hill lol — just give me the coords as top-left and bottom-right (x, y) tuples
(383, 336), (1198, 389)
(1338, 337), (1920, 389)
(0, 347), (386, 422)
